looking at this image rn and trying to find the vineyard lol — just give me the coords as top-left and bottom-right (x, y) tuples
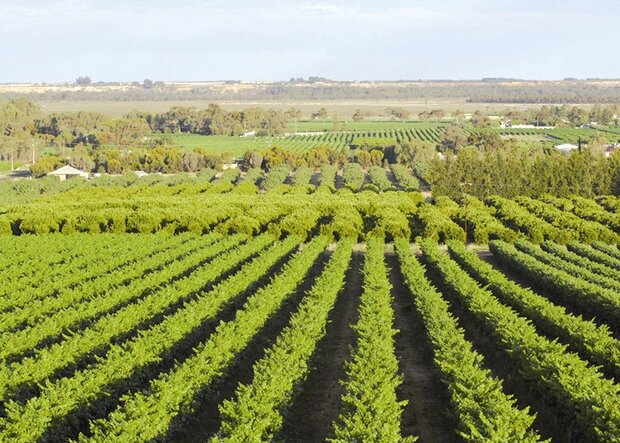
(170, 122), (618, 155)
(166, 122), (619, 155)
(0, 181), (619, 442)
(486, 127), (618, 144)
(170, 123), (449, 155)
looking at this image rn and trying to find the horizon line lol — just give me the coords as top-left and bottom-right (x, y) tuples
(3, 77), (620, 86)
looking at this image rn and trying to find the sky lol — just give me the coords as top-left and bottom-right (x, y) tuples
(0, 0), (619, 83)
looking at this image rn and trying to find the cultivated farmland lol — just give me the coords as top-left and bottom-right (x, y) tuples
(163, 123), (619, 156)
(0, 180), (619, 442)
(167, 122), (449, 155)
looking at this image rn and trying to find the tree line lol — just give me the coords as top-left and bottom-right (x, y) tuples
(425, 148), (619, 199)
(2, 97), (617, 167)
(243, 132), (620, 197)
(499, 104), (618, 127)
(5, 79), (620, 103)
(141, 104), (290, 136)
(29, 147), (233, 178)
(0, 99), (292, 164)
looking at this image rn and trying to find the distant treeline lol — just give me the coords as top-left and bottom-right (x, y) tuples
(470, 96), (620, 104)
(4, 80), (620, 103)
(0, 99), (291, 164)
(138, 105), (289, 136)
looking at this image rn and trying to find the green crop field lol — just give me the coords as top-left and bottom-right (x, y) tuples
(169, 121), (617, 157)
(170, 122), (451, 155)
(0, 178), (619, 442)
(168, 134), (274, 155)
(493, 127), (619, 144)
(0, 161), (16, 172)
(4, 4), (620, 440)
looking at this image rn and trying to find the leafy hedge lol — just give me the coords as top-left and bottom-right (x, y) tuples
(390, 164), (420, 191)
(343, 163), (365, 190)
(490, 240), (620, 330)
(367, 166), (393, 191)
(515, 196), (618, 243)
(75, 236), (328, 443)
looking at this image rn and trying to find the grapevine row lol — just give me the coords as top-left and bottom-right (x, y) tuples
(330, 237), (413, 443)
(514, 196), (618, 243)
(79, 236), (328, 442)
(0, 233), (277, 405)
(566, 242), (620, 271)
(0, 234), (239, 364)
(539, 241), (619, 281)
(213, 238), (354, 441)
(0, 234), (213, 333)
(513, 240), (620, 292)
(490, 240), (620, 326)
(423, 242), (620, 441)
(448, 241), (620, 381)
(0, 234), (187, 310)
(395, 238), (541, 442)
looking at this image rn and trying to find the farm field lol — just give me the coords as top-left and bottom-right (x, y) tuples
(0, 178), (619, 441)
(0, 199), (620, 442)
(3, 2), (620, 441)
(1, 168), (620, 239)
(0, 161), (23, 172)
(167, 123), (448, 155)
(166, 124), (618, 155)
(285, 119), (452, 132)
(167, 134), (276, 156)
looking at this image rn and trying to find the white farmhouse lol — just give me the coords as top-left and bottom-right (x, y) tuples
(554, 143), (579, 154)
(47, 165), (89, 181)
(221, 163), (239, 171)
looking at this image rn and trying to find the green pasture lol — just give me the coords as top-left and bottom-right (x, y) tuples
(0, 161), (22, 172)
(168, 134), (273, 156)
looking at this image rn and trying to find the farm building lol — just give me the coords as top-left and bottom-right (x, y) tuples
(554, 143), (579, 154)
(221, 162), (239, 170)
(47, 165), (89, 181)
